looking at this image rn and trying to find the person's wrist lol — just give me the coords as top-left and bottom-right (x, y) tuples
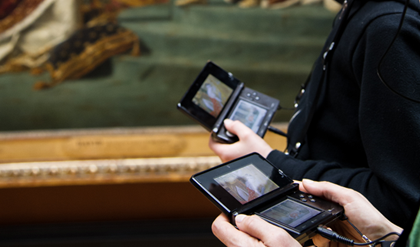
(368, 222), (403, 241)
(260, 147), (273, 158)
(385, 224), (403, 241)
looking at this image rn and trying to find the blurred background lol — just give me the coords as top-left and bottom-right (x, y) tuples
(0, 0), (338, 246)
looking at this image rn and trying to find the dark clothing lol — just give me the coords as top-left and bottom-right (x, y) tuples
(267, 0), (420, 227)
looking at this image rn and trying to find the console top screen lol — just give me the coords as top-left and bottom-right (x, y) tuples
(214, 164), (279, 205)
(192, 74), (233, 118)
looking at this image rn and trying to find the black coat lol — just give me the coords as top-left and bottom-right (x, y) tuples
(267, 0), (420, 228)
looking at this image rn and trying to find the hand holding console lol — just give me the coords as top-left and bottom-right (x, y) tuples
(190, 153), (344, 244)
(212, 213), (302, 247)
(299, 180), (403, 247)
(209, 119), (274, 163)
(177, 61), (280, 143)
(211, 179), (404, 247)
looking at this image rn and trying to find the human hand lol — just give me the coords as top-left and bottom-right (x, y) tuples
(209, 119), (273, 163)
(299, 179), (403, 247)
(212, 213), (301, 247)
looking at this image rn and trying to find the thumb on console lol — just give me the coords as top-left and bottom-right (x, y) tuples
(224, 119), (253, 137)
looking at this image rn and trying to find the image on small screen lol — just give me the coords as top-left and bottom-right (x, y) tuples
(230, 100), (267, 132)
(214, 164), (279, 204)
(260, 199), (321, 228)
(192, 74), (233, 118)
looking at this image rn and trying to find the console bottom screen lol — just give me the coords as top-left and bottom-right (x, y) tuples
(230, 100), (267, 133)
(260, 199), (321, 228)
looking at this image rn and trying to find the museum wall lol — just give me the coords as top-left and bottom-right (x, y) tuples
(0, 0), (338, 246)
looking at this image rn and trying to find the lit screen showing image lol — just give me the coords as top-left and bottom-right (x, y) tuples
(230, 100), (267, 132)
(260, 199), (321, 228)
(192, 74), (233, 118)
(214, 164), (279, 204)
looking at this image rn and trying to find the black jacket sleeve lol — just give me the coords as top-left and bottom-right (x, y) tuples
(267, 2), (420, 228)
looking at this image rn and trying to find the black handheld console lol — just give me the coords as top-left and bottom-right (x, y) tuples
(190, 153), (344, 244)
(177, 61), (280, 143)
